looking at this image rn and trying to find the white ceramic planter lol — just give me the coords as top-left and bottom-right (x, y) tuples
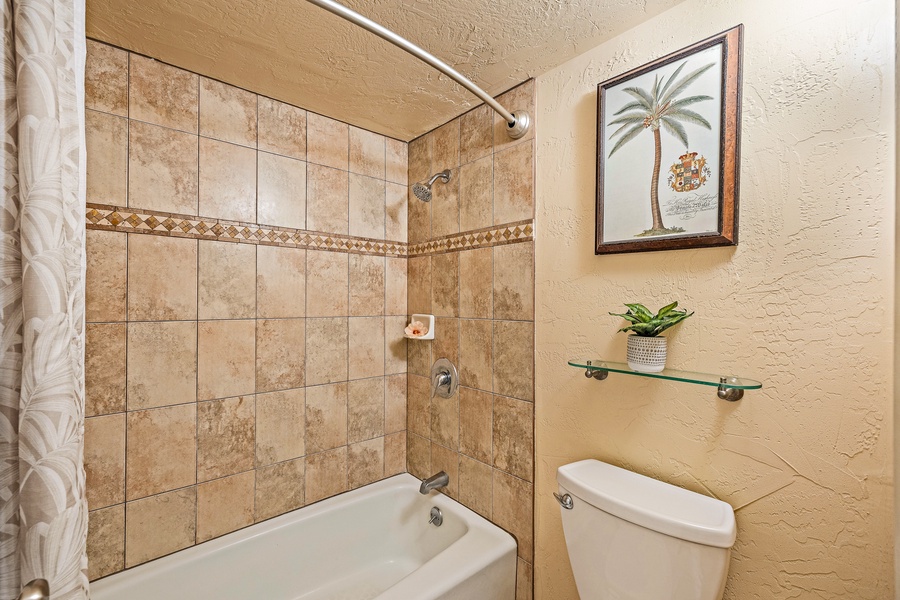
(626, 335), (668, 373)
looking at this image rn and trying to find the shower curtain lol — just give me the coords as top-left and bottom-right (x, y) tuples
(0, 0), (89, 598)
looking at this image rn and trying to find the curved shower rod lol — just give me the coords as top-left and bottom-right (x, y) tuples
(304, 0), (531, 139)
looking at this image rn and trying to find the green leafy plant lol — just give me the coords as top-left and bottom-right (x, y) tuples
(609, 301), (693, 337)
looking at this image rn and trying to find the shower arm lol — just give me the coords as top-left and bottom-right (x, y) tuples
(304, 0), (531, 139)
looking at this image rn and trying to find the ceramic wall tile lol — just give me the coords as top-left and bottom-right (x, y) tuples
(349, 317), (385, 380)
(459, 319), (492, 392)
(85, 40), (127, 116)
(87, 504), (124, 581)
(431, 174), (459, 238)
(431, 392), (459, 451)
(384, 373), (407, 434)
(493, 321), (534, 402)
(84, 414), (125, 510)
(306, 164), (349, 234)
(493, 141), (534, 225)
(306, 250), (348, 317)
(433, 317), (459, 367)
(86, 229), (127, 322)
(407, 186), (431, 244)
(384, 432), (406, 476)
(305, 382), (348, 453)
(258, 96), (307, 160)
(492, 470), (533, 561)
(431, 252), (459, 317)
(516, 558), (534, 600)
(407, 256), (432, 314)
(349, 126), (385, 179)
(492, 395), (534, 482)
(306, 318), (348, 385)
(127, 233), (197, 321)
(384, 257), (407, 316)
(385, 182), (408, 242)
(433, 119), (460, 171)
(129, 54), (198, 133)
(256, 388), (306, 466)
(407, 374), (431, 439)
(126, 321), (197, 410)
(406, 433), (431, 480)
(430, 443), (459, 499)
(199, 137), (257, 222)
(128, 120), (198, 214)
(385, 138), (408, 185)
(197, 320), (256, 401)
(197, 471), (255, 542)
(257, 246), (306, 319)
(305, 447), (348, 504)
(459, 386), (492, 464)
(407, 133), (432, 188)
(492, 80), (535, 153)
(198, 241), (256, 320)
(348, 377), (384, 443)
(85, 323), (126, 416)
(307, 113), (348, 170)
(256, 318), (306, 392)
(86, 110), (127, 205)
(493, 241), (534, 321)
(197, 395), (256, 482)
(384, 316), (408, 375)
(125, 488), (197, 568)
(458, 455), (492, 520)
(125, 404), (196, 500)
(199, 77), (257, 148)
(348, 438), (384, 490)
(258, 152), (307, 229)
(459, 248), (492, 319)
(459, 155), (493, 232)
(349, 174), (386, 239)
(460, 104), (492, 165)
(255, 458), (305, 521)
(349, 254), (385, 317)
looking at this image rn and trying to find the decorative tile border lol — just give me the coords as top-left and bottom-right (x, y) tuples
(85, 203), (533, 257)
(86, 203), (408, 257)
(407, 220), (534, 257)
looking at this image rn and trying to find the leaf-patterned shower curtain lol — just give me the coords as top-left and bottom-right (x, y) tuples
(0, 0), (88, 598)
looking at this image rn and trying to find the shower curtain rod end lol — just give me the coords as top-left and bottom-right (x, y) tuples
(506, 110), (531, 140)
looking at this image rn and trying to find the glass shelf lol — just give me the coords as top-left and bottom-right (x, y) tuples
(568, 359), (761, 401)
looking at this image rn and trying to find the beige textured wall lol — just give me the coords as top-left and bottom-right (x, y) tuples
(534, 1), (895, 599)
(83, 41), (410, 580)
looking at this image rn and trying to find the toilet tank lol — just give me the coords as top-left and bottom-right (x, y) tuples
(557, 459), (736, 600)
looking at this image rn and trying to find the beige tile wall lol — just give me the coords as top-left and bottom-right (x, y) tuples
(83, 40), (409, 580)
(406, 80), (536, 600)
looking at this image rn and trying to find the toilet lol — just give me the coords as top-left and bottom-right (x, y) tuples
(557, 459), (736, 599)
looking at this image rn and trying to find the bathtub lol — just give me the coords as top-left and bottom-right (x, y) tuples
(91, 473), (517, 600)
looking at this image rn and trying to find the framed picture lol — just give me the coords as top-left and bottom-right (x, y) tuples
(596, 25), (743, 255)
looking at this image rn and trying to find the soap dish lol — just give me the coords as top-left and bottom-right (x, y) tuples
(404, 314), (435, 340)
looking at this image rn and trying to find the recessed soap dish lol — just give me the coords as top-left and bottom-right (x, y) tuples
(405, 314), (435, 340)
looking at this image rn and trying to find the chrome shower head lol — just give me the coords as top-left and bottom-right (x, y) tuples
(412, 169), (451, 202)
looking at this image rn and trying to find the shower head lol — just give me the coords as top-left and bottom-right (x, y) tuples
(412, 169), (452, 202)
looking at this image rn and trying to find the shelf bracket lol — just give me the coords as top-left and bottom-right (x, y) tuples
(716, 377), (744, 402)
(583, 360), (609, 380)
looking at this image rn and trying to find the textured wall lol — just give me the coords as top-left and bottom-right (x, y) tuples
(534, 1), (895, 599)
(83, 41), (409, 580)
(406, 80), (536, 600)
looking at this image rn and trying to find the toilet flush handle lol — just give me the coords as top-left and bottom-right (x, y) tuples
(553, 492), (574, 510)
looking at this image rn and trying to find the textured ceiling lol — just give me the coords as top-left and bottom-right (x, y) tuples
(86, 0), (684, 140)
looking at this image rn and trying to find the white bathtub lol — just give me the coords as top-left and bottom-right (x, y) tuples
(91, 473), (517, 600)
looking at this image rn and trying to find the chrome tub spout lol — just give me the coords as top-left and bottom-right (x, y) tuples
(419, 471), (449, 494)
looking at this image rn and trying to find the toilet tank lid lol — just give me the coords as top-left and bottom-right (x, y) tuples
(557, 459), (736, 548)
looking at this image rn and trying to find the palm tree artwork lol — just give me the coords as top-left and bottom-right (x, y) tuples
(607, 60), (715, 237)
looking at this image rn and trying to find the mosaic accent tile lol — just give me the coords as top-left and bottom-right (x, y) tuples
(86, 203), (533, 258)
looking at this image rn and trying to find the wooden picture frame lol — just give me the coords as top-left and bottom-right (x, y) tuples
(596, 25), (743, 255)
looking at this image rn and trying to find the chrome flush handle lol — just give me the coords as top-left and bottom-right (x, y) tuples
(554, 492), (574, 510)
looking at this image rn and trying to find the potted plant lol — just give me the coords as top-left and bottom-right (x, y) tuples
(609, 302), (693, 373)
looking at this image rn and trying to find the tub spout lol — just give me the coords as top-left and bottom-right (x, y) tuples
(419, 471), (449, 494)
